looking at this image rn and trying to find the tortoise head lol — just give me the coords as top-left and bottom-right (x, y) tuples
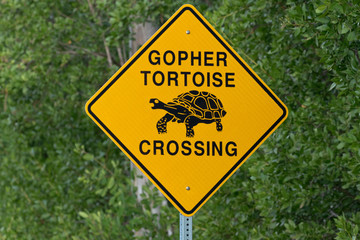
(150, 98), (165, 109)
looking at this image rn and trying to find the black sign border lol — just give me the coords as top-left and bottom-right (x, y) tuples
(87, 6), (287, 215)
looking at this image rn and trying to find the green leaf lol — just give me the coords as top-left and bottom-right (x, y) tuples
(329, 82), (336, 91)
(337, 142), (345, 149)
(315, 16), (329, 24)
(317, 24), (329, 31)
(315, 5), (327, 14)
(79, 211), (88, 219)
(347, 31), (357, 41)
(340, 24), (351, 34)
(107, 177), (115, 190)
(83, 153), (94, 161)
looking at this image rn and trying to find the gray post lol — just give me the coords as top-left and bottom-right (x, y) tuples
(179, 213), (192, 240)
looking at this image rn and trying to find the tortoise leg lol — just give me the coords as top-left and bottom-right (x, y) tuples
(185, 116), (200, 137)
(157, 113), (174, 134)
(216, 119), (223, 131)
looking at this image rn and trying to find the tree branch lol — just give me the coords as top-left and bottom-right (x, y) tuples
(59, 42), (105, 58)
(86, 0), (96, 18)
(103, 36), (113, 67)
(87, 0), (113, 67)
(353, 49), (360, 66)
(58, 43), (120, 67)
(3, 87), (8, 111)
(117, 46), (125, 66)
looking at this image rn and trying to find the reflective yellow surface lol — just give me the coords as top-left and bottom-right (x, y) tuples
(86, 4), (287, 216)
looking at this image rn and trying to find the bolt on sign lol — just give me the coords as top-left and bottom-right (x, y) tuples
(86, 4), (288, 216)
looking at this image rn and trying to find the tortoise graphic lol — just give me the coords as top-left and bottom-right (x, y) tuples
(150, 90), (227, 137)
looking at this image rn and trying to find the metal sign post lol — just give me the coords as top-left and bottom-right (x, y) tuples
(180, 213), (192, 240)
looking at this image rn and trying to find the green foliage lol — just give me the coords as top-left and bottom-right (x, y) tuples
(200, 0), (360, 239)
(335, 213), (360, 240)
(1, 0), (359, 239)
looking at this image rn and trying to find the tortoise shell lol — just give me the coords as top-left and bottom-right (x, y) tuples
(172, 90), (226, 120)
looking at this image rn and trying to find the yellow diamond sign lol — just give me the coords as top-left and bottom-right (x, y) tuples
(85, 4), (288, 216)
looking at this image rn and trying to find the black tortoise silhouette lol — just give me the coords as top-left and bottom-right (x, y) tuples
(150, 90), (227, 137)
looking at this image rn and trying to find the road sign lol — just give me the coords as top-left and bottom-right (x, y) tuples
(85, 4), (288, 217)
